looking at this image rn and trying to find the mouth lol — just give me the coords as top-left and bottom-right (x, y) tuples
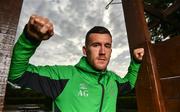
(99, 58), (106, 60)
(97, 58), (106, 62)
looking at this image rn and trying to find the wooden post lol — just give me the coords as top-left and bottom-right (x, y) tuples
(121, 0), (166, 112)
(0, 0), (23, 111)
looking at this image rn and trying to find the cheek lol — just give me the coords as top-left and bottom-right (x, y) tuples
(89, 48), (99, 55)
(89, 52), (98, 60)
(106, 49), (112, 56)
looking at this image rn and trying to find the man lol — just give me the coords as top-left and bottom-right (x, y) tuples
(9, 15), (144, 112)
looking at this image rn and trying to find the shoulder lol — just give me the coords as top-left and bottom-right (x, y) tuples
(55, 65), (76, 73)
(107, 70), (120, 79)
(52, 65), (76, 79)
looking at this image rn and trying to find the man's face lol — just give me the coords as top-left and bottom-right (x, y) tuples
(83, 33), (112, 71)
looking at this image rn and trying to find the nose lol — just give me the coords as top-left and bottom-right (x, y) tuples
(99, 46), (105, 55)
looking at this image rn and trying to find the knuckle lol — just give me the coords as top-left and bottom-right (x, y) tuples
(30, 15), (36, 20)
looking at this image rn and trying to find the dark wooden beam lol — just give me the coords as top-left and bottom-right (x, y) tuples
(121, 0), (166, 111)
(144, 3), (164, 20)
(163, 0), (180, 17)
(0, 0), (23, 111)
(144, 1), (180, 31)
(144, 0), (180, 19)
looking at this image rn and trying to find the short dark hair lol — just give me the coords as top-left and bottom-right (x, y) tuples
(85, 26), (112, 46)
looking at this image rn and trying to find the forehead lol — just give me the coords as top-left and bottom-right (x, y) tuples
(87, 33), (112, 44)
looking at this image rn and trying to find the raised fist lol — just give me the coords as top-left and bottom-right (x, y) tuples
(26, 15), (54, 41)
(133, 48), (144, 61)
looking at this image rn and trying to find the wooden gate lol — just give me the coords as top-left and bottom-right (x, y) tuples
(122, 0), (180, 112)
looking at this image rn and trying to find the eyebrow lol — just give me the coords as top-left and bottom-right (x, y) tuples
(90, 42), (112, 46)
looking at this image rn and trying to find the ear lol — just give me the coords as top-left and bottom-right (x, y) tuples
(82, 46), (87, 56)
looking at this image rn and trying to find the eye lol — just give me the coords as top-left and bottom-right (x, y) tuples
(105, 44), (111, 48)
(92, 43), (100, 47)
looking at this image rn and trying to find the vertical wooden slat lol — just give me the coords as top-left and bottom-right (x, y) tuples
(0, 0), (23, 111)
(153, 36), (180, 111)
(121, 0), (166, 112)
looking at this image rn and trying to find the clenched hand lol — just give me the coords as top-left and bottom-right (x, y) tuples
(133, 48), (144, 61)
(27, 15), (54, 41)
